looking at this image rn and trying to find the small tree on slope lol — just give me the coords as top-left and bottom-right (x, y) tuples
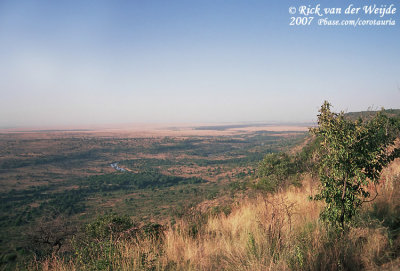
(311, 101), (400, 230)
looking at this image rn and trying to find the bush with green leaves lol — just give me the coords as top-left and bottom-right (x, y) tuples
(71, 214), (166, 270)
(311, 101), (400, 230)
(256, 152), (300, 192)
(73, 213), (135, 269)
(84, 213), (134, 240)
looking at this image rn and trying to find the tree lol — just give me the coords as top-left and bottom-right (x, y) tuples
(26, 216), (76, 258)
(311, 101), (400, 230)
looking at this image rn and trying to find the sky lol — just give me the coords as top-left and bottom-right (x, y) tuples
(0, 0), (399, 127)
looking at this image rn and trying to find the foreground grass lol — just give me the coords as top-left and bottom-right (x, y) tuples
(32, 163), (400, 271)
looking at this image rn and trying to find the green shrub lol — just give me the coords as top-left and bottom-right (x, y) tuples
(72, 213), (136, 270)
(256, 152), (300, 192)
(84, 213), (134, 240)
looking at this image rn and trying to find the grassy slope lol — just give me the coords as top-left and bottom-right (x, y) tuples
(35, 157), (400, 271)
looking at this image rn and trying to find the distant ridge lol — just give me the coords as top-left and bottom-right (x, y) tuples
(193, 122), (311, 131)
(345, 109), (400, 121)
(13, 129), (93, 133)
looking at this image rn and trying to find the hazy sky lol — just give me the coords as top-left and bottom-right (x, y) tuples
(0, 0), (399, 127)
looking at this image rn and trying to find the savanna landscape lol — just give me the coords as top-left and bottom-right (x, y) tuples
(1, 107), (400, 270)
(0, 122), (307, 268)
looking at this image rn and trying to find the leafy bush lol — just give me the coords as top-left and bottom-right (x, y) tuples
(311, 101), (400, 230)
(72, 214), (136, 270)
(84, 213), (134, 240)
(256, 152), (300, 192)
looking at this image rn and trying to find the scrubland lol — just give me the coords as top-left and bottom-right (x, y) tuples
(35, 159), (400, 271)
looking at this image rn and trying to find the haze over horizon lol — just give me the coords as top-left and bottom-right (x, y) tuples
(1, 0), (399, 128)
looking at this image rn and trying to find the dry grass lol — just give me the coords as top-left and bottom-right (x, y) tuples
(34, 161), (400, 270)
